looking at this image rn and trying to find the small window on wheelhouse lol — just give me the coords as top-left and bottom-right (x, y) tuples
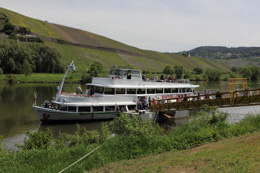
(94, 86), (104, 94)
(93, 106), (104, 112)
(127, 89), (136, 94)
(116, 88), (125, 94)
(104, 88), (115, 94)
(105, 106), (115, 111)
(137, 89), (146, 94)
(164, 88), (171, 93)
(156, 88), (163, 93)
(78, 107), (90, 112)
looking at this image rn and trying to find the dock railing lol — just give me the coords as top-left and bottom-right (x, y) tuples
(150, 88), (260, 111)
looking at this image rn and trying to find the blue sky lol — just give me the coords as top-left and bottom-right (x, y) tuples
(1, 0), (260, 52)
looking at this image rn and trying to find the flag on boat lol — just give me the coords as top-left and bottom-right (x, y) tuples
(69, 61), (76, 73)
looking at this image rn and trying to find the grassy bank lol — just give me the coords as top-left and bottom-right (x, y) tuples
(92, 131), (260, 172)
(0, 73), (82, 84)
(1, 108), (260, 172)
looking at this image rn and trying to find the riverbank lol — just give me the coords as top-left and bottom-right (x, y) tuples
(0, 73), (82, 84)
(1, 110), (260, 172)
(92, 131), (260, 172)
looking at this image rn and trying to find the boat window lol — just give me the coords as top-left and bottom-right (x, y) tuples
(104, 88), (115, 94)
(127, 88), (136, 94)
(156, 88), (163, 93)
(116, 88), (125, 94)
(164, 88), (171, 93)
(110, 69), (123, 76)
(105, 106), (115, 111)
(137, 89), (146, 94)
(78, 107), (90, 112)
(131, 70), (140, 77)
(110, 69), (117, 75)
(128, 105), (136, 110)
(59, 105), (67, 111)
(183, 88), (192, 92)
(93, 106), (104, 112)
(172, 88), (178, 93)
(94, 86), (104, 94)
(147, 89), (156, 94)
(68, 106), (77, 112)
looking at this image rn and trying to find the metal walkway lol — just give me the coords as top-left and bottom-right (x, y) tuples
(150, 89), (260, 112)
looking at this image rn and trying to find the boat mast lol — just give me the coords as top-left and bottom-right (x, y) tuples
(57, 60), (75, 96)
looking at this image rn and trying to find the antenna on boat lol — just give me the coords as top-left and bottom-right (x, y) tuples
(57, 60), (75, 96)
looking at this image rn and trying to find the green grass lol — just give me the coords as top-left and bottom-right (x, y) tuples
(0, 73), (82, 83)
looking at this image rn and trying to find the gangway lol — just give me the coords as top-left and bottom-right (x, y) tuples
(150, 88), (260, 112)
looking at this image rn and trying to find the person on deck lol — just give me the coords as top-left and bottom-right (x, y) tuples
(76, 85), (82, 94)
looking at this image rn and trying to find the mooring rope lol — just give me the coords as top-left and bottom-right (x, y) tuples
(59, 145), (101, 173)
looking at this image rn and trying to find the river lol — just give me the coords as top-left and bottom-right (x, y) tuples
(0, 80), (259, 150)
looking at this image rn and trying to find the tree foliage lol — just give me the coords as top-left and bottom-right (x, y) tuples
(192, 67), (203, 74)
(174, 65), (184, 79)
(205, 68), (221, 81)
(0, 39), (64, 74)
(162, 65), (174, 74)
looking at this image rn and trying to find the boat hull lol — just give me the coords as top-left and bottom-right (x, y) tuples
(33, 105), (118, 122)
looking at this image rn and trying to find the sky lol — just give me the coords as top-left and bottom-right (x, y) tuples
(1, 0), (260, 52)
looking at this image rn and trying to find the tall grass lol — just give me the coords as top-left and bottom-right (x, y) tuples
(1, 109), (260, 172)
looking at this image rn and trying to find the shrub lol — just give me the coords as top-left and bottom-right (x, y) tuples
(19, 128), (54, 150)
(5, 75), (17, 84)
(109, 113), (162, 137)
(0, 68), (3, 75)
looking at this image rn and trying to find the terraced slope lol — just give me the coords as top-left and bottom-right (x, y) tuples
(0, 7), (230, 72)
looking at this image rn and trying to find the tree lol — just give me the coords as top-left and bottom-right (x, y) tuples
(239, 67), (252, 80)
(184, 71), (192, 79)
(162, 65), (174, 74)
(231, 67), (239, 73)
(249, 66), (260, 80)
(174, 65), (184, 79)
(92, 62), (103, 73)
(205, 68), (221, 81)
(192, 67), (203, 74)
(22, 59), (32, 76)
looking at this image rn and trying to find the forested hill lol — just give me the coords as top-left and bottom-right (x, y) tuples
(189, 46), (260, 59)
(0, 7), (231, 73)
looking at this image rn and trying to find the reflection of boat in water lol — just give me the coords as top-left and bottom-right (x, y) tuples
(32, 61), (199, 122)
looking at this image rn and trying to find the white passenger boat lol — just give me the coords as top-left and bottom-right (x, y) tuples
(33, 61), (199, 122)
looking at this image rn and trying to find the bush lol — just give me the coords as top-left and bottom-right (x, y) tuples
(19, 128), (54, 150)
(0, 68), (3, 75)
(5, 75), (17, 84)
(109, 114), (162, 137)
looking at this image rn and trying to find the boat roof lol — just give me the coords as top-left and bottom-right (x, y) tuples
(88, 78), (199, 88)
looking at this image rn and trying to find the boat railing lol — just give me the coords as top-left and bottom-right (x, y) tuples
(143, 79), (190, 83)
(59, 92), (103, 98)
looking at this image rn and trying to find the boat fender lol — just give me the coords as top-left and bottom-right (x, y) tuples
(115, 75), (120, 79)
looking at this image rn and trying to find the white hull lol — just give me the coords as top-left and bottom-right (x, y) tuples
(33, 105), (118, 122)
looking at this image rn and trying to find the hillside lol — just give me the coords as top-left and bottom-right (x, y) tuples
(0, 7), (230, 72)
(188, 46), (260, 67)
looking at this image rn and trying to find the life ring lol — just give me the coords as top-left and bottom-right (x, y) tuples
(115, 76), (120, 79)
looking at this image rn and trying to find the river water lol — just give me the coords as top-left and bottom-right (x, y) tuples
(0, 81), (259, 150)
